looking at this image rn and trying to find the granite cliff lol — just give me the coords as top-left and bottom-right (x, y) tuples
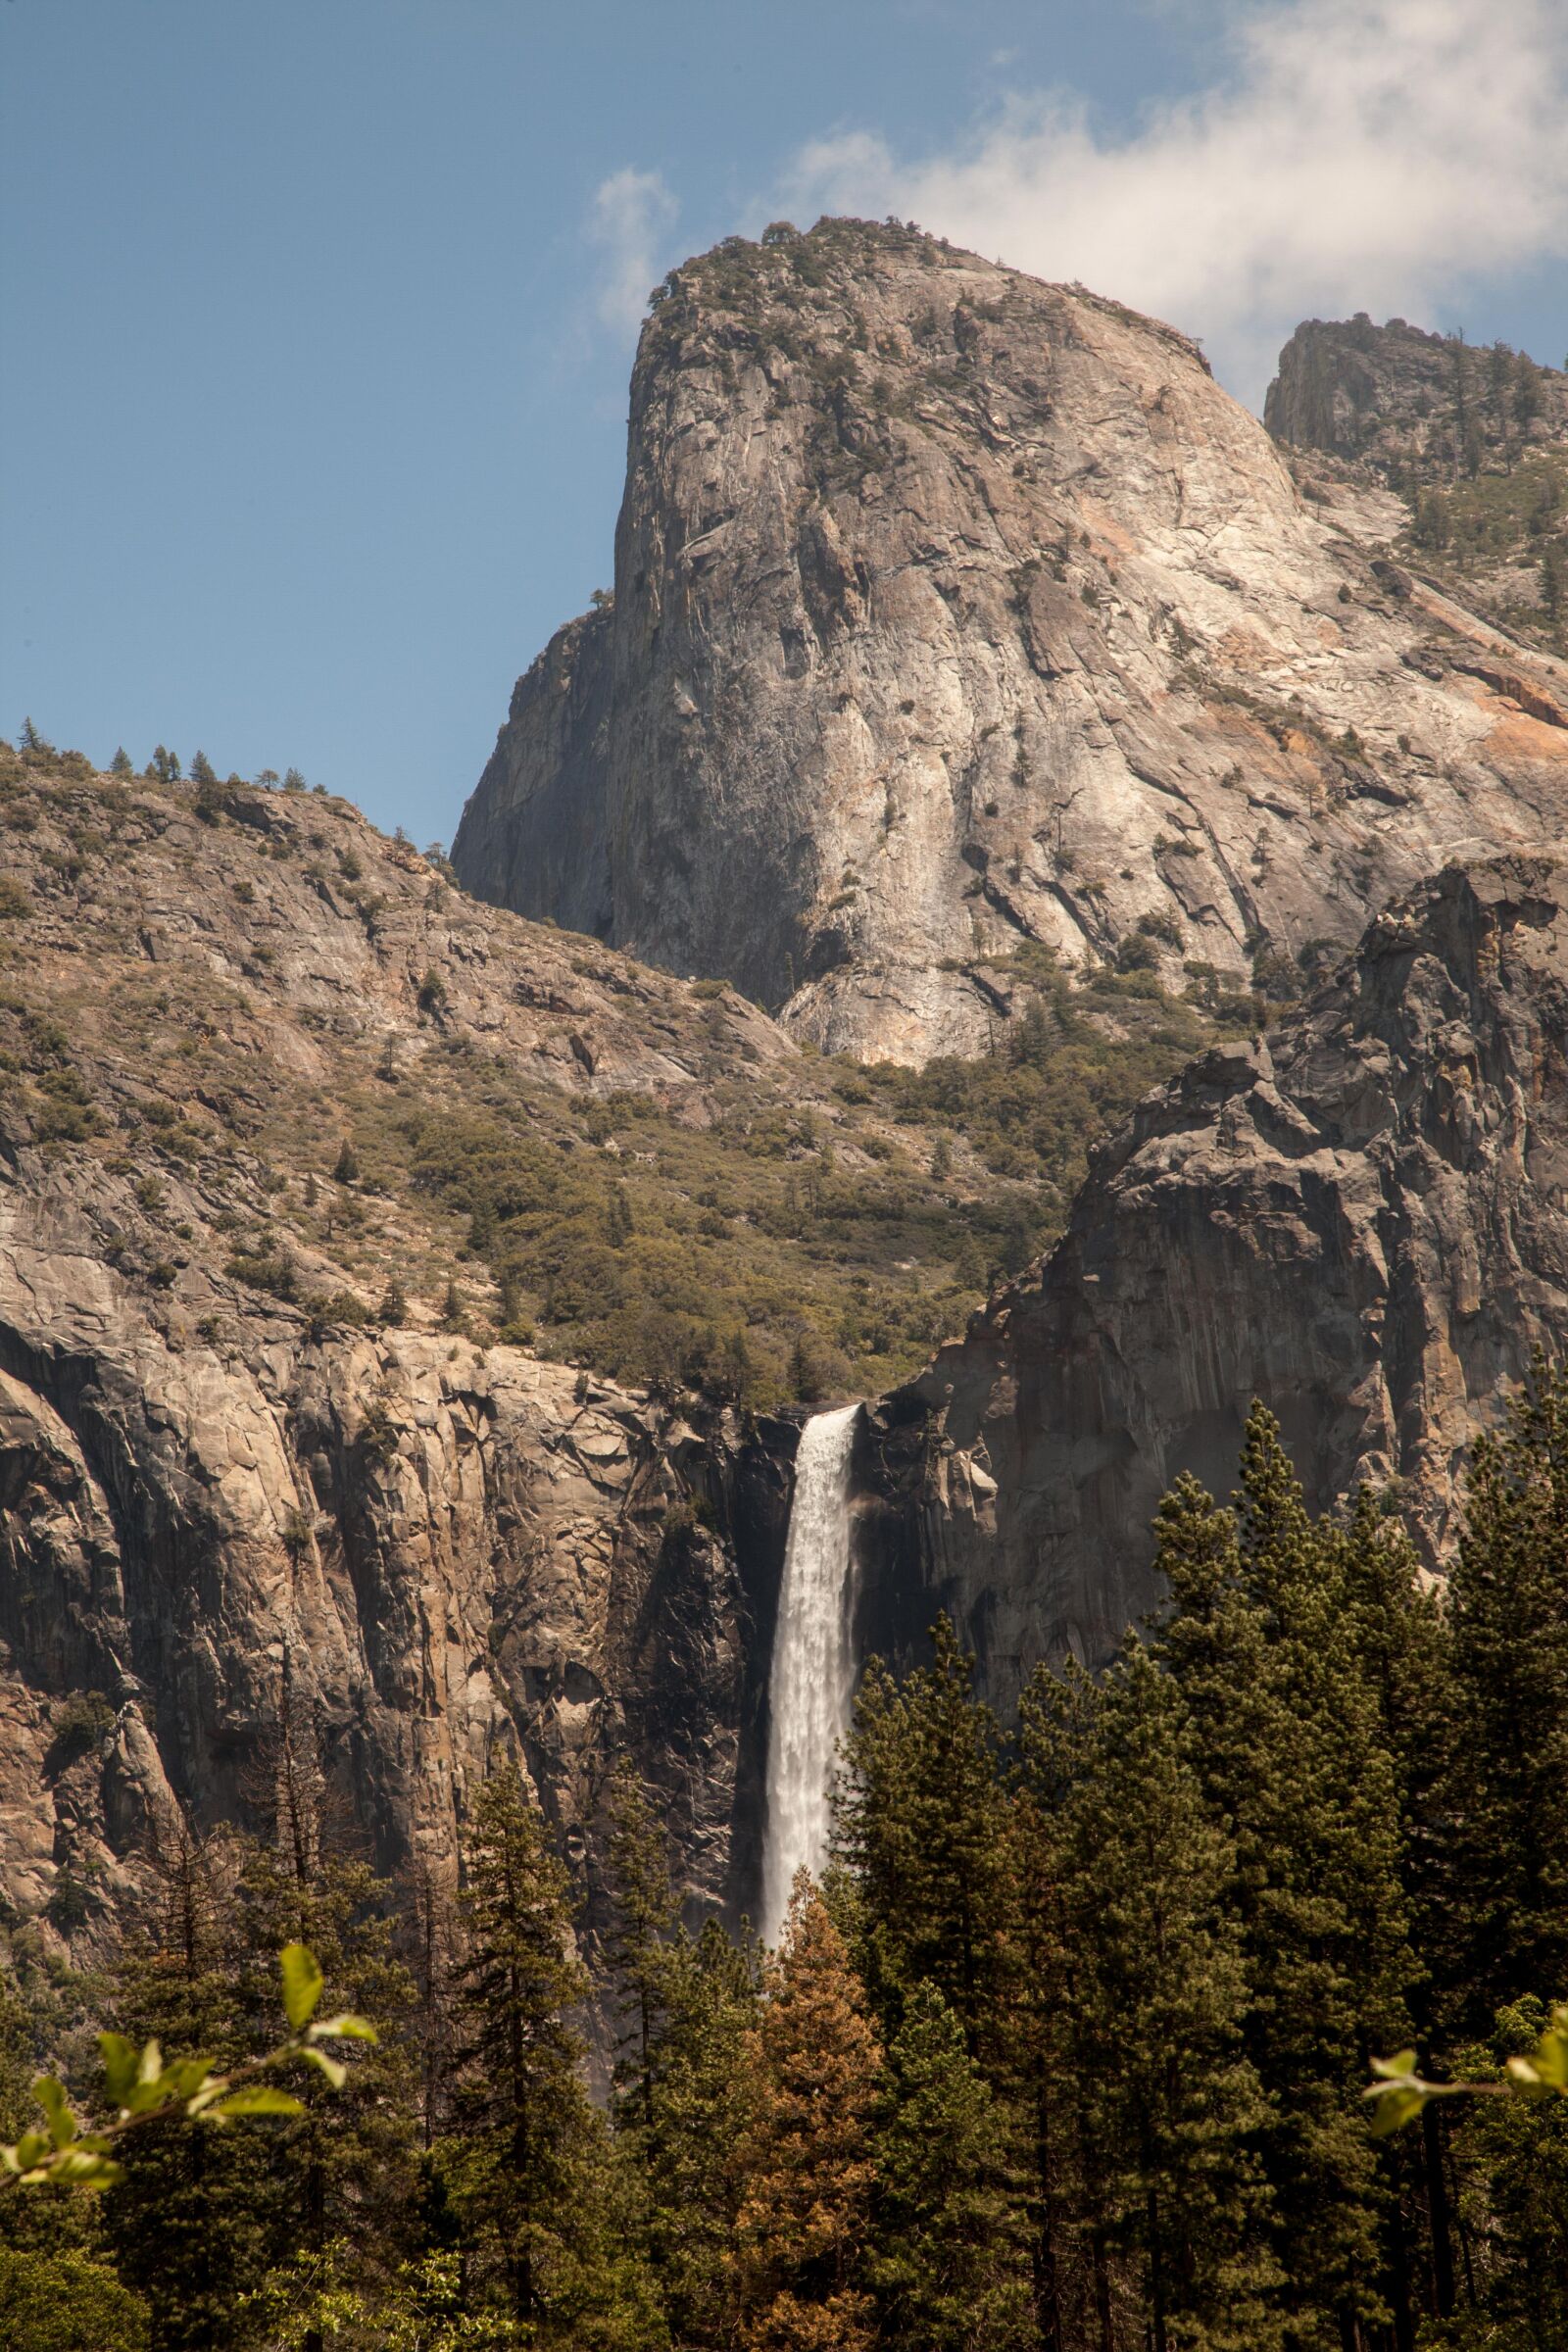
(0, 747), (839, 1949)
(855, 853), (1568, 1704)
(455, 219), (1568, 1062)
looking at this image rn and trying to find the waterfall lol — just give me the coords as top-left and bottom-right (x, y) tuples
(760, 1401), (861, 1943)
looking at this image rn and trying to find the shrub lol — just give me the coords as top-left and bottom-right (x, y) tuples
(224, 1249), (298, 1301)
(0, 876), (31, 919)
(45, 1690), (116, 1769)
(302, 1290), (372, 1340)
(356, 1401), (400, 1466)
(1114, 931), (1159, 974)
(32, 1066), (102, 1143)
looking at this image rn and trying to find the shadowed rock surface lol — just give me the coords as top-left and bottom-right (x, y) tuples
(456, 220), (1568, 1062)
(856, 855), (1568, 1701)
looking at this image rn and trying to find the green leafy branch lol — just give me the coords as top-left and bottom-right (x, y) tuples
(0, 1942), (376, 2191)
(1364, 2000), (1568, 2135)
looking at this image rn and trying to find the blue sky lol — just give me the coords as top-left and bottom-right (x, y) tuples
(3, 0), (1565, 845)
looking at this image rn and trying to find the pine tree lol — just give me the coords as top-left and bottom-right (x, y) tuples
(447, 1761), (596, 2332)
(233, 1846), (418, 2345)
(642, 1918), (759, 2346)
(604, 1758), (678, 2141)
(209, 1680), (417, 2347)
(1011, 1661), (1104, 2352)
(870, 1980), (1029, 2351)
(1056, 1645), (1282, 2352)
(1437, 1359), (1568, 2028)
(1542, 539), (1567, 636)
(403, 1858), (461, 2153)
(734, 1872), (880, 2352)
(0, 1940), (114, 2283)
(1335, 1486), (1459, 2321)
(1490, 338), (1514, 466)
(833, 1616), (1014, 2063)
(99, 1829), (268, 2352)
(1449, 1994), (1568, 2348)
(110, 746), (134, 777)
(1151, 1412), (1415, 2347)
(1451, 333), (1471, 476)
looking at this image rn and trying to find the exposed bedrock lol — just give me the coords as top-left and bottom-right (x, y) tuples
(852, 855), (1568, 1701)
(456, 220), (1568, 1062)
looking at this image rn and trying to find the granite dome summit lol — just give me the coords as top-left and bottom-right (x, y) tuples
(454, 218), (1568, 1062)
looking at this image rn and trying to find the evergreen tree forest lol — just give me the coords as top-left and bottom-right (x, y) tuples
(3, 1374), (1567, 2350)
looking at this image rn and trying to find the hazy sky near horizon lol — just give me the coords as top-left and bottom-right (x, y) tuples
(3, 0), (1566, 843)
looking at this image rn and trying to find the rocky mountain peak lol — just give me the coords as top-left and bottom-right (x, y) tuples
(454, 219), (1568, 1063)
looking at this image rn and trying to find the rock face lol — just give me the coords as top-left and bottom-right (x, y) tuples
(1266, 315), (1568, 483)
(456, 219), (1568, 1062)
(0, 1211), (785, 1935)
(0, 752), (823, 1951)
(855, 854), (1568, 1704)
(1266, 316), (1568, 662)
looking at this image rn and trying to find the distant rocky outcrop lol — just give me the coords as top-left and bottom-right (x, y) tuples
(856, 853), (1568, 1700)
(1266, 316), (1568, 661)
(1266, 314), (1568, 484)
(456, 220), (1568, 1062)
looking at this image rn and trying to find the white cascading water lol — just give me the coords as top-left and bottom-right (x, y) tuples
(760, 1401), (861, 1943)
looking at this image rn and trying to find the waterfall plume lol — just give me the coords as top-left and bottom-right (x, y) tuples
(760, 1401), (860, 1943)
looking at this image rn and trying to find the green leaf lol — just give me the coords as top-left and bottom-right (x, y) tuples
(47, 2147), (123, 2188)
(1369, 2048), (1418, 2081)
(208, 2084), (305, 2119)
(280, 1942), (324, 2033)
(99, 2031), (139, 2107)
(1367, 2083), (1429, 2136)
(183, 2077), (233, 2117)
(10, 2131), (52, 2171)
(165, 2057), (216, 2102)
(1504, 2054), (1563, 2101)
(1529, 2025), (1568, 2090)
(300, 2044), (346, 2090)
(310, 2012), (378, 2043)
(136, 2037), (164, 2085)
(32, 2075), (76, 2150)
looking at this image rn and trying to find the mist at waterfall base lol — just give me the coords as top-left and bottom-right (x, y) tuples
(760, 1402), (862, 1945)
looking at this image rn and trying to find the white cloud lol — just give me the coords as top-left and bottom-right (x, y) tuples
(779, 0), (1568, 407)
(586, 167), (679, 335)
